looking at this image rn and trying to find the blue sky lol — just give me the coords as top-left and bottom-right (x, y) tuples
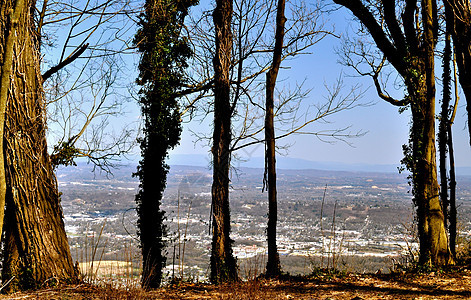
(43, 0), (470, 170)
(170, 1), (471, 168)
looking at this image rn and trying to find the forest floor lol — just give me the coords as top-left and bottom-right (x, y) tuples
(2, 269), (471, 299)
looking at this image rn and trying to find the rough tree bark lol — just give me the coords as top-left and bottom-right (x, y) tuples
(264, 0), (286, 278)
(334, 0), (452, 267)
(0, 0), (21, 245)
(0, 0), (77, 292)
(210, 0), (238, 284)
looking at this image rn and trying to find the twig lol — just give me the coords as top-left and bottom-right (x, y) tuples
(0, 276), (15, 292)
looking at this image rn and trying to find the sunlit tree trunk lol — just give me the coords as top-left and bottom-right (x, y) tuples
(410, 88), (450, 266)
(0, 0), (20, 245)
(408, 0), (450, 266)
(0, 0), (77, 291)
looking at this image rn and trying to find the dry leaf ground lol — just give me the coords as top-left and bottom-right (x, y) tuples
(1, 269), (470, 299)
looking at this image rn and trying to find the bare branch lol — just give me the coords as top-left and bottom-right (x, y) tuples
(42, 43), (89, 81)
(333, 0), (406, 75)
(371, 57), (410, 106)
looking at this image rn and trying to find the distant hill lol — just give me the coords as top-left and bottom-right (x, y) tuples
(55, 162), (138, 182)
(55, 157), (471, 183)
(167, 153), (471, 176)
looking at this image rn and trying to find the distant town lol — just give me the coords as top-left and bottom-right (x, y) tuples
(58, 163), (471, 282)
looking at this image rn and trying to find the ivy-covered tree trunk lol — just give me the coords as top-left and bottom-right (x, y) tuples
(415, 0), (451, 266)
(0, 0), (77, 292)
(403, 47), (449, 266)
(135, 133), (171, 289)
(410, 87), (450, 266)
(134, 0), (195, 289)
(210, 0), (238, 284)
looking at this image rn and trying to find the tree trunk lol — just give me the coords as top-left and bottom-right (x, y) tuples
(439, 31), (452, 233)
(0, 0), (22, 246)
(411, 91), (451, 266)
(210, 0), (238, 284)
(264, 0), (286, 278)
(134, 0), (193, 288)
(414, 1), (451, 265)
(0, 0), (77, 292)
(447, 47), (460, 259)
(135, 139), (168, 289)
(447, 125), (457, 257)
(334, 0), (451, 267)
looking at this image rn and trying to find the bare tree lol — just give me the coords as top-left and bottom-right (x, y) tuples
(444, 0), (471, 146)
(210, 0), (239, 284)
(47, 56), (135, 171)
(264, 0), (286, 278)
(185, 0), (363, 281)
(438, 27), (460, 257)
(334, 0), (453, 267)
(40, 0), (138, 172)
(439, 28), (452, 254)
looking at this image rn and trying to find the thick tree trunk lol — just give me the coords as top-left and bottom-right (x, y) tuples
(264, 0), (286, 278)
(134, 0), (194, 288)
(0, 0), (22, 245)
(0, 0), (77, 292)
(414, 1), (451, 265)
(210, 0), (238, 284)
(136, 140), (167, 289)
(411, 93), (451, 266)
